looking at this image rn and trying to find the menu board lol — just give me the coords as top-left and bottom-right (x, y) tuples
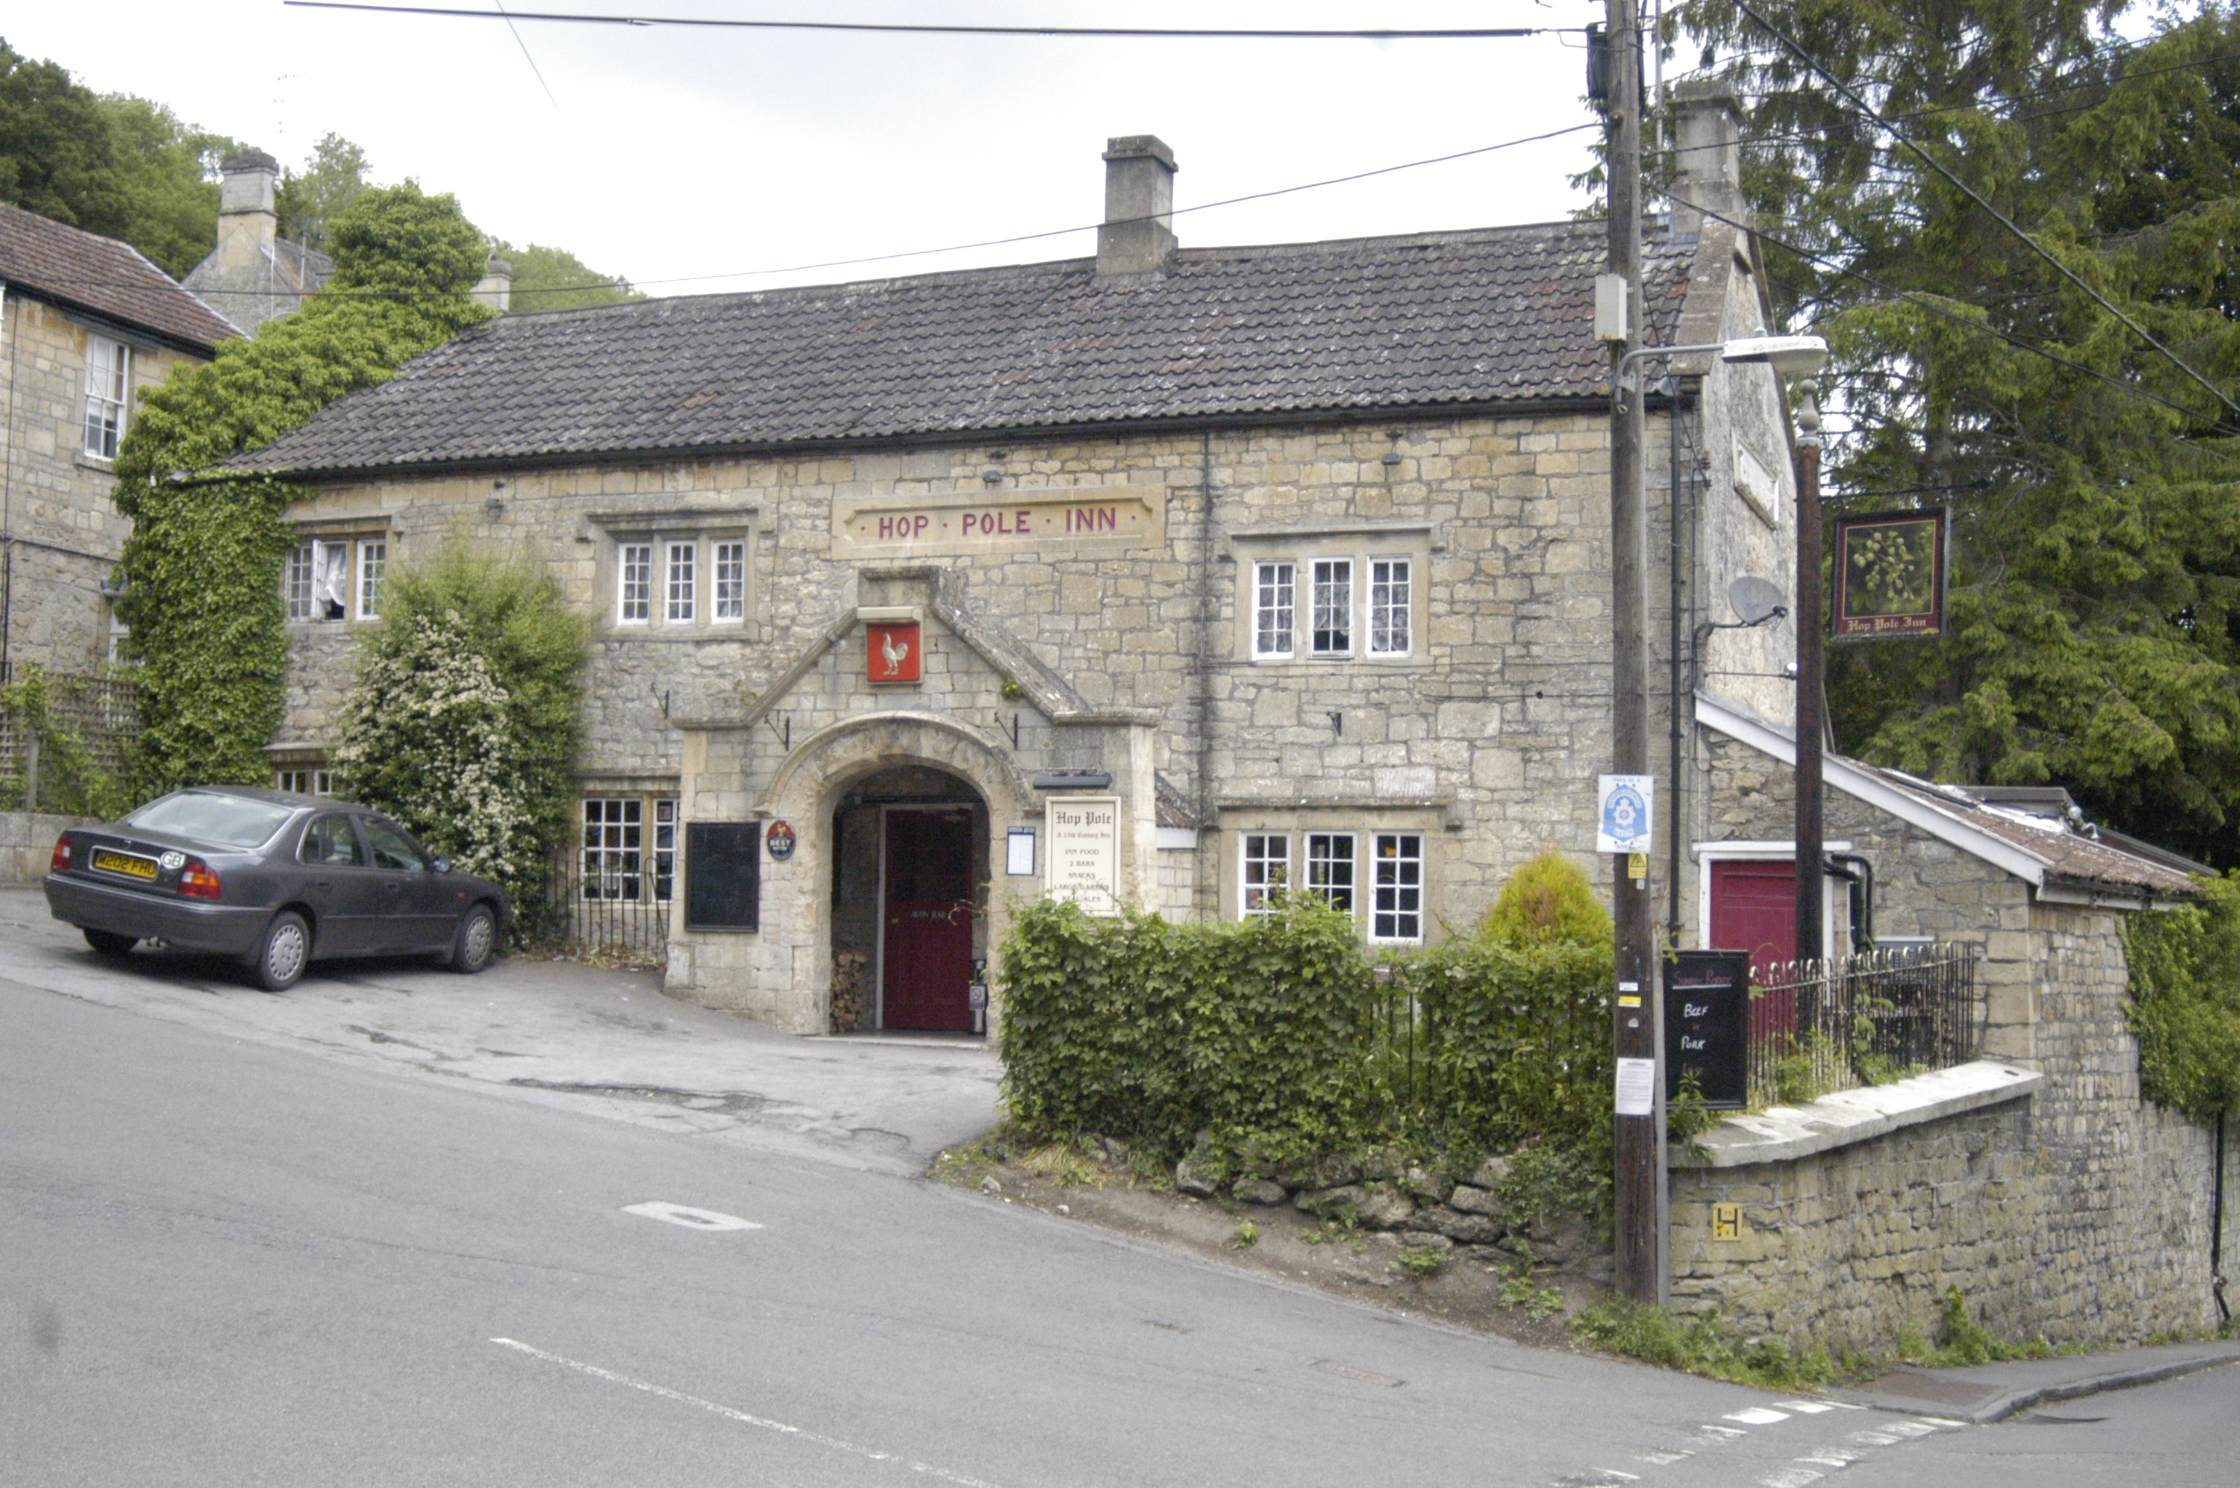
(1663, 948), (1751, 1108)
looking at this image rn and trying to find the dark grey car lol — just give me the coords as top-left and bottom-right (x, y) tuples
(43, 786), (513, 990)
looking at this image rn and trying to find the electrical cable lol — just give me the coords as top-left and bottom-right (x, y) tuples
(282, 2), (1556, 41)
(30, 121), (1600, 300)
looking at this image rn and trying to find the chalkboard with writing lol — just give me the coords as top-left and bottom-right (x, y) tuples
(1663, 948), (1751, 1108)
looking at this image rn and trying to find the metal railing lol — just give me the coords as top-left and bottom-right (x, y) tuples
(1748, 945), (1982, 1105)
(538, 850), (671, 966)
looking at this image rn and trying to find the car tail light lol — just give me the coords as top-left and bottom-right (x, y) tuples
(178, 859), (223, 899)
(51, 834), (72, 871)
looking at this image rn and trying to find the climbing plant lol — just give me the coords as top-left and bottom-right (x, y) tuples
(331, 545), (587, 928)
(110, 181), (491, 795)
(2122, 873), (2240, 1124)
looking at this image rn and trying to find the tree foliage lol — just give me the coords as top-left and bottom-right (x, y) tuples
(0, 39), (236, 276)
(491, 239), (644, 310)
(2121, 873), (2240, 1121)
(332, 546), (587, 922)
(275, 131), (371, 254)
(1478, 850), (1615, 948)
(111, 183), (491, 794)
(1673, 1), (2240, 866)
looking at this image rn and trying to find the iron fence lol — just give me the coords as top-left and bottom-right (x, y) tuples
(538, 849), (671, 966)
(1748, 945), (1982, 1105)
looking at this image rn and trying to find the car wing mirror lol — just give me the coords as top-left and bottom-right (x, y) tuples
(431, 856), (451, 874)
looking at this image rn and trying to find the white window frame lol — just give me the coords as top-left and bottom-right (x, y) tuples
(1368, 557), (1412, 657)
(276, 767), (335, 796)
(1305, 831), (1357, 912)
(284, 533), (387, 623)
(713, 539), (747, 622)
(1252, 561), (1296, 659)
(1370, 832), (1424, 943)
(583, 794), (680, 902)
(1241, 832), (1290, 916)
(665, 539), (697, 623)
(618, 543), (653, 623)
(82, 335), (131, 460)
(358, 539), (386, 620)
(1309, 559), (1353, 656)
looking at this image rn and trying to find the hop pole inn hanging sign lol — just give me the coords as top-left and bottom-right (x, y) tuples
(1832, 507), (1949, 641)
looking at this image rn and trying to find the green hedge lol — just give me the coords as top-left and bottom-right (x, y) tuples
(997, 895), (1612, 1166)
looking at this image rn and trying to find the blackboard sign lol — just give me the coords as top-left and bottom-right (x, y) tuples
(685, 821), (761, 932)
(1664, 948), (1751, 1108)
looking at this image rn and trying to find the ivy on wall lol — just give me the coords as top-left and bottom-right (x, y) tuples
(109, 182), (491, 795)
(332, 546), (587, 932)
(2122, 873), (2240, 1124)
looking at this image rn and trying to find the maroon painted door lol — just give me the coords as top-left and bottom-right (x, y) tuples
(882, 810), (975, 1031)
(1709, 858), (1798, 1047)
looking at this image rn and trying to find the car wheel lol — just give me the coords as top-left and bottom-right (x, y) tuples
(249, 911), (311, 992)
(444, 903), (497, 974)
(84, 928), (137, 958)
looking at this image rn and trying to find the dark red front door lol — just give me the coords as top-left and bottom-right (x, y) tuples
(882, 810), (974, 1031)
(1709, 858), (1798, 1047)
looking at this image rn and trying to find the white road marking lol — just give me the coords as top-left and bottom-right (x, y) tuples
(1695, 1424), (1748, 1441)
(1881, 1420), (1938, 1438)
(1726, 1407), (1792, 1425)
(1799, 1450), (1859, 1467)
(1773, 1400), (1838, 1413)
(490, 1338), (1000, 1487)
(1847, 1431), (1900, 1445)
(1636, 1451), (1693, 1465)
(622, 1201), (762, 1231)
(1760, 1470), (1823, 1488)
(1918, 1417), (1966, 1430)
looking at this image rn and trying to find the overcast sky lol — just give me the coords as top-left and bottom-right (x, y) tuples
(12, 1), (1610, 296)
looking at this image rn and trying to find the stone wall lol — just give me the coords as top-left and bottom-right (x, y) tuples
(3, 295), (202, 677)
(1681, 729), (2232, 1350)
(0, 809), (88, 885)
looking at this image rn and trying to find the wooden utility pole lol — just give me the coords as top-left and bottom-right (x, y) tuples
(1604, 0), (1661, 1306)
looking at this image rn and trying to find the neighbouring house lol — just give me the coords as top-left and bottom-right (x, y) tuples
(181, 149), (333, 338)
(230, 98), (1805, 1034)
(0, 201), (238, 682)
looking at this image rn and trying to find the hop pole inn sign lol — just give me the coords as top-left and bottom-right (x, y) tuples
(1045, 796), (1121, 915)
(835, 487), (1163, 557)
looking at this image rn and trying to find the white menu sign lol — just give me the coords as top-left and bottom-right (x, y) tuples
(1045, 796), (1120, 915)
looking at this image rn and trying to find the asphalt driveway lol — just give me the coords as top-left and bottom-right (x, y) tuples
(0, 886), (1000, 1176)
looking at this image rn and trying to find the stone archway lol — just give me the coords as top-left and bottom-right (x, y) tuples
(755, 713), (1035, 1036)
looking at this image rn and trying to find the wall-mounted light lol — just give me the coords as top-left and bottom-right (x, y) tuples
(1382, 429), (1404, 467)
(485, 478), (507, 518)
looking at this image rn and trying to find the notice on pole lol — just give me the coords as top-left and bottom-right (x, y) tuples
(1597, 774), (1655, 853)
(1045, 796), (1121, 915)
(1614, 1057), (1658, 1117)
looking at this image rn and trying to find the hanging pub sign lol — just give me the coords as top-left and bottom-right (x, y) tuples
(1832, 507), (1949, 641)
(1663, 948), (1751, 1109)
(867, 621), (921, 682)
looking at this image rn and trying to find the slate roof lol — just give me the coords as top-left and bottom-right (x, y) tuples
(236, 220), (1697, 479)
(1878, 771), (2203, 900)
(0, 202), (238, 353)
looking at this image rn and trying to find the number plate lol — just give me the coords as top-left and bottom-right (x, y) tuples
(91, 848), (159, 880)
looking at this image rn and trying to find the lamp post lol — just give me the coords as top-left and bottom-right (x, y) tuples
(1607, 332), (1825, 1306)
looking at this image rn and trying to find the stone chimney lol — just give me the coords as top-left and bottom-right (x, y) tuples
(1096, 135), (1177, 278)
(213, 148), (280, 274)
(1667, 81), (1744, 238)
(472, 255), (514, 313)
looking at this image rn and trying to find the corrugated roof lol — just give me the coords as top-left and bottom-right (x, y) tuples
(0, 202), (238, 352)
(236, 220), (1695, 478)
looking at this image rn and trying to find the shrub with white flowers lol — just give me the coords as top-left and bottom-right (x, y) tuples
(333, 547), (586, 933)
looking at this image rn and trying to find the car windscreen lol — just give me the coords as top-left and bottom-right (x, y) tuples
(123, 792), (297, 849)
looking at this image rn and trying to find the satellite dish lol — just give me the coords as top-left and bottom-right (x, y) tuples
(1728, 575), (1786, 625)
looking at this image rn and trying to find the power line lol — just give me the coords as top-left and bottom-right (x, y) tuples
(282, 2), (1557, 41)
(1733, 0), (2240, 421)
(492, 0), (564, 111)
(37, 121), (1599, 301)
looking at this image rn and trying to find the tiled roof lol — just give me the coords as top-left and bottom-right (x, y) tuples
(237, 220), (1696, 478)
(0, 202), (238, 352)
(1876, 771), (2203, 899)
